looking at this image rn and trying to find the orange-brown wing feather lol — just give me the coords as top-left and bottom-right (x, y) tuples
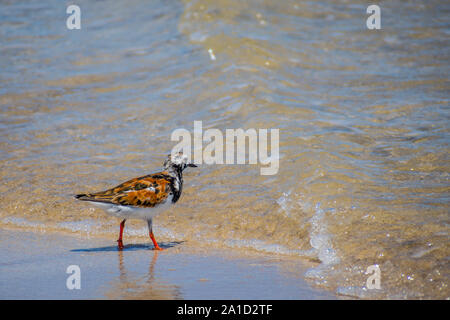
(76, 171), (172, 208)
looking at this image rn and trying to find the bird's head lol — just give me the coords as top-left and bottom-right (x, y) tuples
(163, 152), (197, 172)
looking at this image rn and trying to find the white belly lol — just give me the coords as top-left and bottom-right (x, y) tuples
(88, 196), (173, 221)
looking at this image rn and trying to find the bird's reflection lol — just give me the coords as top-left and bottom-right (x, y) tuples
(107, 246), (182, 300)
(72, 242), (183, 299)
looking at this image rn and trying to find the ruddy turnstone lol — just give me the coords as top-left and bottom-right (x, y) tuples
(75, 152), (197, 250)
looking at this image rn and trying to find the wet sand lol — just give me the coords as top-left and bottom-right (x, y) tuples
(0, 229), (335, 299)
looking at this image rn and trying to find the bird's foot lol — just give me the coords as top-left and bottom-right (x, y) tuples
(152, 246), (164, 251)
(117, 240), (124, 250)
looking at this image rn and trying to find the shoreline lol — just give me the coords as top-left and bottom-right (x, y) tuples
(0, 228), (336, 299)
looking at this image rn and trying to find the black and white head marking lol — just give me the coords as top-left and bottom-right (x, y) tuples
(163, 152), (197, 203)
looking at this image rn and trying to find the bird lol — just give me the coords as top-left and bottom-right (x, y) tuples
(75, 152), (197, 250)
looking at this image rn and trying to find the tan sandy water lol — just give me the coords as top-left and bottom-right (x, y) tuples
(0, 0), (449, 299)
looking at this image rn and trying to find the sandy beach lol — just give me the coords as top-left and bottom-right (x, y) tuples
(0, 229), (335, 299)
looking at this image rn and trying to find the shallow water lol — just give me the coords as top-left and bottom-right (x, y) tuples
(0, 229), (334, 299)
(0, 0), (449, 298)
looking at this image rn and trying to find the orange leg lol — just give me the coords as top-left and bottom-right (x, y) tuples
(147, 219), (163, 250)
(117, 219), (126, 250)
(149, 231), (163, 250)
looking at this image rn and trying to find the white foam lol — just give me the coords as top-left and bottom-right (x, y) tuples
(225, 238), (303, 256)
(276, 190), (293, 217)
(308, 203), (340, 265)
(57, 220), (98, 233)
(2, 216), (45, 229)
(208, 48), (216, 61)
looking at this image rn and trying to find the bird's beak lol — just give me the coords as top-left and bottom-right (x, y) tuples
(187, 163), (197, 167)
